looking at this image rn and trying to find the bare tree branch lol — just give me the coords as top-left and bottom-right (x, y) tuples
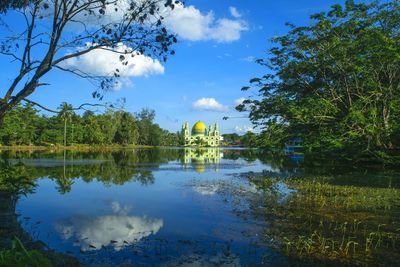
(22, 98), (109, 113)
(0, 0), (178, 123)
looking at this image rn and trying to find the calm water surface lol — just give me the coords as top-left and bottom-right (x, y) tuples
(0, 148), (399, 266)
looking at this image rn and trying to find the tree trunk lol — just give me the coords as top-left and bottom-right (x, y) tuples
(64, 118), (67, 147)
(0, 102), (7, 128)
(383, 106), (393, 149)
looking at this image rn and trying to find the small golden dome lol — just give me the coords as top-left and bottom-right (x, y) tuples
(192, 121), (207, 135)
(194, 164), (206, 173)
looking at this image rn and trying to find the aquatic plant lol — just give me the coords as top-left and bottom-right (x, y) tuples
(252, 176), (400, 266)
(0, 237), (52, 267)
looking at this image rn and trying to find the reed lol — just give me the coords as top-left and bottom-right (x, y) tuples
(0, 237), (52, 267)
(254, 176), (400, 266)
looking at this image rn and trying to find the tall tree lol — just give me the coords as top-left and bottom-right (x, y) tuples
(0, 0), (178, 125)
(82, 111), (104, 144)
(58, 102), (73, 146)
(241, 131), (257, 147)
(239, 0), (400, 159)
(114, 111), (137, 145)
(135, 108), (156, 145)
(0, 104), (40, 145)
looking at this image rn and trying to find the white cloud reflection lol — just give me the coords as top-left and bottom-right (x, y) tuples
(54, 201), (163, 251)
(193, 184), (220, 195)
(161, 253), (241, 266)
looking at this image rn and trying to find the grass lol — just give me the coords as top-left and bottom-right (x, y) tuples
(252, 176), (400, 266)
(0, 237), (52, 267)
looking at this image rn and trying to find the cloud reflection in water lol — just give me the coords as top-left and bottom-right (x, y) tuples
(54, 202), (163, 251)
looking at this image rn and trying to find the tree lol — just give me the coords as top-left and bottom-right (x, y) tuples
(114, 111), (137, 145)
(0, 0), (178, 125)
(241, 131), (257, 147)
(0, 104), (39, 145)
(0, 0), (30, 12)
(135, 108), (156, 122)
(0, 105), (182, 146)
(148, 123), (163, 146)
(136, 108), (156, 145)
(222, 133), (240, 145)
(57, 102), (73, 146)
(98, 110), (118, 144)
(239, 0), (400, 160)
(37, 116), (64, 144)
(82, 111), (104, 144)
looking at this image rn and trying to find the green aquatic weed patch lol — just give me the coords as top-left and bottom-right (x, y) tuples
(0, 237), (52, 267)
(254, 176), (400, 266)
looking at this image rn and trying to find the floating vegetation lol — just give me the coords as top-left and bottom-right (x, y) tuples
(252, 176), (400, 266)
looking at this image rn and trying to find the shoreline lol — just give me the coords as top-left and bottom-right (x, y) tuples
(0, 144), (158, 151)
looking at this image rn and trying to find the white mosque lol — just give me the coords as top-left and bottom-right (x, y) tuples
(182, 121), (221, 147)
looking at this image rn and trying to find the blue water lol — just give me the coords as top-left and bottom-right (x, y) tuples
(9, 148), (286, 266)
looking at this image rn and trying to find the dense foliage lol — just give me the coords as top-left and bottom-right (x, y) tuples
(238, 0), (400, 162)
(0, 0), (30, 12)
(0, 104), (183, 147)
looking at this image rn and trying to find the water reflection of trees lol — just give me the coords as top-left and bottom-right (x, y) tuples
(0, 149), (184, 194)
(222, 149), (400, 188)
(1, 149), (398, 194)
(0, 149), (181, 263)
(222, 149), (303, 174)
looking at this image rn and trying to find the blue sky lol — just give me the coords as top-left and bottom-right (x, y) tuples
(0, 0), (367, 134)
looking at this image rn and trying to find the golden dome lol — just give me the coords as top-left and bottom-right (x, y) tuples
(194, 164), (206, 173)
(192, 121), (207, 135)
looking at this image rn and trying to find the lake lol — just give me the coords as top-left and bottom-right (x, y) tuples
(0, 148), (399, 266)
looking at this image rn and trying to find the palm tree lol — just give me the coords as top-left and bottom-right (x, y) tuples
(58, 102), (73, 146)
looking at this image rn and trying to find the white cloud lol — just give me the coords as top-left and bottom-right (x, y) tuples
(241, 56), (255, 62)
(234, 125), (254, 134)
(110, 201), (131, 216)
(229, 6), (242, 18)
(164, 4), (247, 42)
(234, 97), (246, 106)
(60, 1), (247, 43)
(45, 1), (152, 33)
(192, 98), (229, 112)
(60, 43), (164, 79)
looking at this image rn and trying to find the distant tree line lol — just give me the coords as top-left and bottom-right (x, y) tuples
(0, 103), (184, 147)
(222, 132), (260, 148)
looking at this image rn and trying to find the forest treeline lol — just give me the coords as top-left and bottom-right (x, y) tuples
(0, 103), (184, 147)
